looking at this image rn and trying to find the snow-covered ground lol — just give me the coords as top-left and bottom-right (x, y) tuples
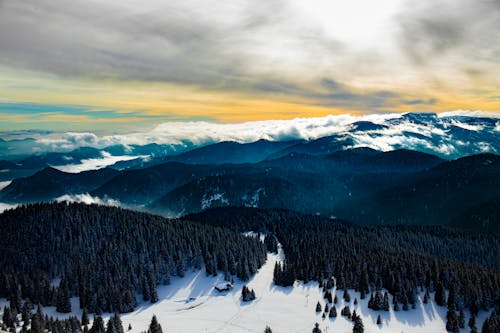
(0, 244), (491, 333)
(0, 181), (11, 191)
(0, 202), (17, 214)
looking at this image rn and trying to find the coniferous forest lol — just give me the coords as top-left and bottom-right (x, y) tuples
(187, 207), (500, 332)
(0, 203), (267, 314)
(0, 203), (499, 332)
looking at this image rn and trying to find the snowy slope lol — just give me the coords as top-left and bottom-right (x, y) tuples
(0, 245), (490, 333)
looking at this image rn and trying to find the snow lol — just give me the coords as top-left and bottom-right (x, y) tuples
(0, 202), (17, 214)
(201, 192), (229, 210)
(0, 244), (491, 333)
(242, 188), (264, 207)
(0, 181), (11, 191)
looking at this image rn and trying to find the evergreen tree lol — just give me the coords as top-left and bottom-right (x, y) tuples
(312, 323), (321, 333)
(376, 315), (382, 325)
(82, 308), (90, 326)
(30, 315), (42, 333)
(446, 310), (459, 333)
(435, 282), (446, 307)
(316, 301), (322, 313)
(147, 315), (162, 333)
(263, 325), (272, 333)
(55, 286), (71, 313)
(329, 306), (337, 318)
(91, 316), (105, 333)
(353, 317), (364, 333)
(458, 309), (465, 329)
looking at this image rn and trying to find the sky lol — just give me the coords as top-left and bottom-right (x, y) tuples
(0, 0), (499, 132)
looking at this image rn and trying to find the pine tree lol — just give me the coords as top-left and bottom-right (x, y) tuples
(447, 284), (456, 311)
(30, 315), (42, 333)
(468, 314), (476, 330)
(329, 306), (337, 318)
(90, 316), (105, 333)
(82, 308), (89, 326)
(446, 310), (459, 333)
(376, 315), (382, 325)
(344, 289), (351, 303)
(435, 282), (446, 307)
(312, 323), (322, 333)
(353, 317), (364, 333)
(423, 289), (429, 304)
(106, 317), (116, 333)
(111, 312), (124, 333)
(147, 315), (162, 333)
(316, 301), (322, 313)
(383, 293), (389, 311)
(458, 309), (465, 329)
(263, 325), (272, 333)
(56, 286), (71, 313)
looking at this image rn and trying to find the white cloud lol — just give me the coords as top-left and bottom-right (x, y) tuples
(38, 113), (399, 151)
(438, 110), (500, 119)
(56, 193), (121, 207)
(52, 152), (147, 173)
(29, 111), (499, 159)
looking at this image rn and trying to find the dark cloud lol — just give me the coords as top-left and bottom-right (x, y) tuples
(404, 98), (437, 105)
(397, 0), (500, 66)
(0, 0), (497, 112)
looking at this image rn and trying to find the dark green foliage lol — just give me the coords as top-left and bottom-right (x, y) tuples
(446, 310), (459, 333)
(315, 301), (322, 313)
(458, 309), (465, 329)
(82, 308), (89, 326)
(0, 203), (266, 314)
(56, 284), (71, 313)
(468, 313), (476, 331)
(241, 285), (256, 302)
(263, 325), (272, 333)
(90, 316), (105, 333)
(481, 297), (500, 333)
(264, 235), (278, 253)
(329, 306), (337, 318)
(344, 289), (351, 303)
(312, 322), (321, 333)
(435, 282), (446, 307)
(188, 207), (500, 318)
(341, 306), (351, 319)
(353, 316), (364, 333)
(147, 315), (162, 333)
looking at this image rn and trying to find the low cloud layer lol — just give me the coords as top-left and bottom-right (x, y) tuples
(56, 194), (122, 207)
(53, 152), (145, 173)
(28, 111), (500, 160)
(0, 112), (497, 162)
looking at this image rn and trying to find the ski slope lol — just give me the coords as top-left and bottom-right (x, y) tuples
(0, 244), (490, 332)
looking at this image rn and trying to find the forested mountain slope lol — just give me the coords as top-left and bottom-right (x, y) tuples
(0, 203), (267, 314)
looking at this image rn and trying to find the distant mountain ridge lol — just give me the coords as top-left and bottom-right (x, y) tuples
(1, 142), (498, 232)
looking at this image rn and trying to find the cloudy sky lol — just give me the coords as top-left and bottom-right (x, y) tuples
(0, 0), (499, 132)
